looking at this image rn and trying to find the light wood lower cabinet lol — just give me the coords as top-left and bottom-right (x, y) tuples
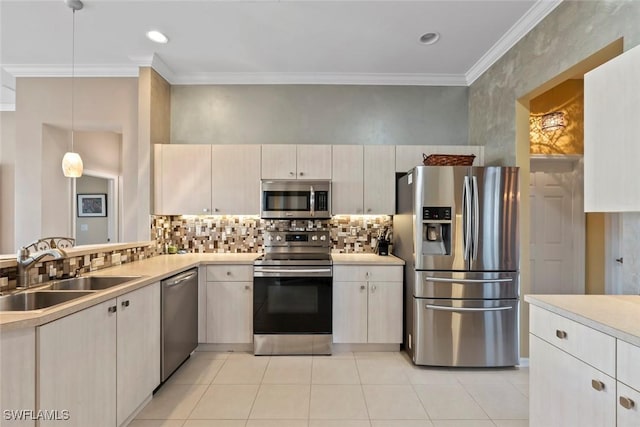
(529, 305), (640, 427)
(205, 265), (253, 344)
(37, 282), (160, 427)
(39, 299), (117, 427)
(1, 327), (36, 427)
(530, 334), (616, 427)
(116, 283), (160, 426)
(333, 265), (402, 344)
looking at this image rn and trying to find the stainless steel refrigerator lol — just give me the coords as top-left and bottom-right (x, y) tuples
(394, 165), (520, 367)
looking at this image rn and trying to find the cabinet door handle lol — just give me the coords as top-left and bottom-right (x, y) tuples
(591, 380), (605, 391)
(226, 271), (231, 276)
(244, 285), (250, 290)
(371, 285), (376, 293)
(556, 330), (567, 339)
(299, 172), (304, 176)
(289, 171), (295, 176)
(121, 300), (130, 308)
(360, 285), (366, 290)
(620, 396), (635, 410)
(108, 305), (117, 313)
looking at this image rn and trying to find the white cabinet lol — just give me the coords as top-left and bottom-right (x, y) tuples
(261, 144), (332, 180)
(116, 282), (161, 426)
(205, 265), (253, 344)
(332, 145), (364, 214)
(584, 43), (640, 212)
(154, 144), (212, 215)
(530, 334), (616, 427)
(364, 145), (395, 214)
(333, 265), (402, 344)
(1, 328), (36, 427)
(528, 305), (640, 427)
(212, 144), (261, 214)
(38, 283), (160, 427)
(395, 145), (485, 173)
(617, 340), (640, 426)
(39, 299), (117, 427)
(332, 145), (395, 215)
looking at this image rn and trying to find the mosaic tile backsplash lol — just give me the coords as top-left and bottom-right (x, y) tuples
(151, 215), (393, 254)
(0, 244), (158, 292)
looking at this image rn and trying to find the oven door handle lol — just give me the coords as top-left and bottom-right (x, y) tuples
(254, 268), (332, 274)
(425, 304), (512, 312)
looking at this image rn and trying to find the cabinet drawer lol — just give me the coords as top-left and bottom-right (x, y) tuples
(618, 340), (640, 390)
(530, 305), (615, 376)
(206, 265), (253, 282)
(334, 265), (402, 282)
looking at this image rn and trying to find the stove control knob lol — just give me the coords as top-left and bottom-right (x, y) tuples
(320, 235), (327, 241)
(311, 235), (318, 241)
(276, 235), (282, 241)
(269, 235), (274, 241)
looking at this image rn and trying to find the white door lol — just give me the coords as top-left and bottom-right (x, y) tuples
(529, 162), (584, 294)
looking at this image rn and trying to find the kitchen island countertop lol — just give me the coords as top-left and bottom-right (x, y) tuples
(525, 294), (640, 346)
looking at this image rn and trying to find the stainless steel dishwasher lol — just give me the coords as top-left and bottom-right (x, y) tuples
(161, 268), (198, 382)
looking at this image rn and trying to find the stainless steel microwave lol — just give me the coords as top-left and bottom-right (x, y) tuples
(260, 180), (331, 219)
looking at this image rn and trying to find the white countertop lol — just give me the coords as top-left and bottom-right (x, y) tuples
(525, 294), (640, 347)
(331, 253), (404, 265)
(1, 252), (403, 331)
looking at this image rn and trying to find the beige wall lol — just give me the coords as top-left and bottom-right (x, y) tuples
(76, 175), (109, 246)
(0, 111), (15, 253)
(586, 213), (605, 294)
(14, 77), (143, 251)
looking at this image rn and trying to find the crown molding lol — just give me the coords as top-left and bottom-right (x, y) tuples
(465, 0), (563, 85)
(128, 53), (177, 83)
(168, 72), (468, 86)
(2, 64), (139, 78)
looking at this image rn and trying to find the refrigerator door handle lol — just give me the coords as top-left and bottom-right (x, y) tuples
(472, 175), (479, 261)
(424, 276), (513, 284)
(425, 304), (512, 312)
(463, 176), (472, 260)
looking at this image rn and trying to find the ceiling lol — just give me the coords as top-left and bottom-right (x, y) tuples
(0, 0), (561, 106)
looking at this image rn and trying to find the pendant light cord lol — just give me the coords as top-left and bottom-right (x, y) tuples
(71, 8), (76, 152)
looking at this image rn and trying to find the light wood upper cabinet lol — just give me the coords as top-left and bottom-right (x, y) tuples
(261, 144), (298, 179)
(332, 145), (364, 214)
(212, 145), (261, 214)
(364, 145), (395, 214)
(261, 144), (332, 179)
(155, 144), (212, 214)
(296, 145), (332, 179)
(584, 44), (640, 212)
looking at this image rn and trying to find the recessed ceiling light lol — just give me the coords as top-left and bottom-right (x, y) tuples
(146, 30), (169, 44)
(419, 32), (440, 45)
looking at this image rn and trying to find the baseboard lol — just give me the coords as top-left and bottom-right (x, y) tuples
(196, 343), (253, 353)
(332, 343), (401, 353)
(120, 393), (152, 427)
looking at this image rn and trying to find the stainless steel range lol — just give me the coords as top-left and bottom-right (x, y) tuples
(253, 230), (332, 355)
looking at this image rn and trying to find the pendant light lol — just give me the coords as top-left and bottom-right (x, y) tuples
(61, 0), (84, 178)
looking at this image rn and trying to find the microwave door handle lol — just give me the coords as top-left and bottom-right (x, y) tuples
(310, 185), (315, 217)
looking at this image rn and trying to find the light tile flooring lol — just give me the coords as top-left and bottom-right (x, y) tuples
(132, 351), (529, 427)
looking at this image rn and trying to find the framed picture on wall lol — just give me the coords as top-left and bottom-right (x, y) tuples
(77, 194), (107, 217)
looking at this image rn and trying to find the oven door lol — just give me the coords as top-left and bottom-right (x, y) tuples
(253, 267), (332, 335)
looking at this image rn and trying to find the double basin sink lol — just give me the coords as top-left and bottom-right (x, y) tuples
(0, 276), (141, 312)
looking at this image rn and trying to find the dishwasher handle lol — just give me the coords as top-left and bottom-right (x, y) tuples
(164, 270), (197, 287)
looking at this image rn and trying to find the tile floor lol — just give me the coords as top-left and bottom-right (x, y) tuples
(132, 351), (529, 427)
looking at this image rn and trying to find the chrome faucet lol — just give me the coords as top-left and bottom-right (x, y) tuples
(16, 247), (67, 288)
